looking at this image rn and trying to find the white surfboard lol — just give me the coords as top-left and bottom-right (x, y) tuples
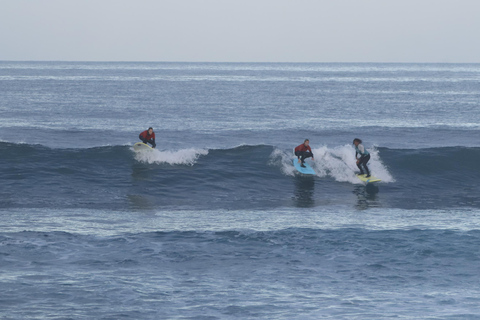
(133, 142), (153, 152)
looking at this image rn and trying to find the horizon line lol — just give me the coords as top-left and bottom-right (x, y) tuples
(1, 60), (480, 64)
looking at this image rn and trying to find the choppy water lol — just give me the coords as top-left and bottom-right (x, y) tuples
(1, 62), (480, 319)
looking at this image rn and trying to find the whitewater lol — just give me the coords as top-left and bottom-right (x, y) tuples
(1, 62), (480, 319)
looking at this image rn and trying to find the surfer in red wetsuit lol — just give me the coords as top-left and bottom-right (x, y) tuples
(294, 139), (314, 168)
(139, 127), (156, 148)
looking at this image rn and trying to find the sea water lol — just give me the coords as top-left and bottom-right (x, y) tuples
(1, 62), (480, 319)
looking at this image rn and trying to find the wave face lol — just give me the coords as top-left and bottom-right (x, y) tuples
(1, 142), (479, 210)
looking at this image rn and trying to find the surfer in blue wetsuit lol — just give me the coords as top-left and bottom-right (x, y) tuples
(139, 127), (156, 148)
(295, 139), (314, 168)
(353, 138), (370, 177)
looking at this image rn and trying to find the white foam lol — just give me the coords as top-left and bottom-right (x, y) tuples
(313, 145), (354, 182)
(271, 145), (394, 183)
(313, 144), (395, 183)
(269, 148), (296, 176)
(133, 147), (208, 166)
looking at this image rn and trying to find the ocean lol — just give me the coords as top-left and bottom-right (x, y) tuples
(1, 61), (480, 319)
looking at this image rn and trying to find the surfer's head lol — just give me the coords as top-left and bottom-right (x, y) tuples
(148, 127), (153, 135)
(353, 138), (362, 146)
(304, 139), (309, 146)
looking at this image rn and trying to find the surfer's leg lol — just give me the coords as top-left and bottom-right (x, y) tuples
(361, 155), (371, 177)
(300, 152), (312, 164)
(364, 164), (370, 177)
(295, 151), (302, 162)
(356, 161), (364, 175)
(296, 151), (305, 163)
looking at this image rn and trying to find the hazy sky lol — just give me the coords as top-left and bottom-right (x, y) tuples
(1, 0), (479, 62)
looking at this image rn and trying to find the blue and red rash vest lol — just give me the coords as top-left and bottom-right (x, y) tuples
(139, 130), (155, 141)
(295, 143), (313, 154)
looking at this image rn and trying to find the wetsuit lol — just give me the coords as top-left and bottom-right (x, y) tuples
(294, 143), (314, 164)
(139, 130), (156, 148)
(355, 143), (370, 176)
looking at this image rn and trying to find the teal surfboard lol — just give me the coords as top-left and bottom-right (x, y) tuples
(293, 159), (316, 175)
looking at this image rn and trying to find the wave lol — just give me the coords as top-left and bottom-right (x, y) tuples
(2, 142), (478, 181)
(132, 146), (208, 166)
(0, 141), (208, 166)
(1, 142), (479, 210)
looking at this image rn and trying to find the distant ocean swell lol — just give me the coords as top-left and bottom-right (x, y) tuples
(3, 228), (479, 270)
(1, 142), (479, 210)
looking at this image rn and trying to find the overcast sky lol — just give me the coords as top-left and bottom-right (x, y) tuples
(1, 0), (479, 62)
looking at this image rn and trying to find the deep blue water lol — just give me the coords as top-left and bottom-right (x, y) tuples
(1, 62), (480, 319)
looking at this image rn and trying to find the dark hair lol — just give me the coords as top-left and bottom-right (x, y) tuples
(353, 138), (362, 144)
(148, 127), (153, 131)
(304, 139), (309, 143)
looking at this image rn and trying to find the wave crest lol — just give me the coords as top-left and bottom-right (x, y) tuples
(313, 145), (394, 183)
(133, 147), (208, 165)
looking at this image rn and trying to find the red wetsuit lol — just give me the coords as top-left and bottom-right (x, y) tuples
(294, 143), (313, 163)
(139, 130), (156, 148)
(295, 144), (312, 154)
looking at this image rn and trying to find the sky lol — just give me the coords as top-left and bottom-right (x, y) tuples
(1, 0), (479, 63)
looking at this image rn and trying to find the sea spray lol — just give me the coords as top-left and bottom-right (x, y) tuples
(312, 144), (395, 183)
(271, 144), (394, 183)
(133, 147), (208, 165)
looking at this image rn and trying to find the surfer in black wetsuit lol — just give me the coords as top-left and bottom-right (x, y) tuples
(139, 127), (156, 148)
(353, 138), (370, 177)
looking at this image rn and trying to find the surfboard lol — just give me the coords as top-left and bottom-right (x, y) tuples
(356, 174), (381, 183)
(293, 159), (316, 175)
(133, 142), (153, 152)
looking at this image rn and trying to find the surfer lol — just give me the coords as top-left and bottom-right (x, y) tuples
(139, 127), (156, 148)
(294, 139), (314, 168)
(353, 138), (370, 177)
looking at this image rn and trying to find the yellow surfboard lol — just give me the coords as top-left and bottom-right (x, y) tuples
(356, 174), (381, 183)
(133, 142), (154, 152)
